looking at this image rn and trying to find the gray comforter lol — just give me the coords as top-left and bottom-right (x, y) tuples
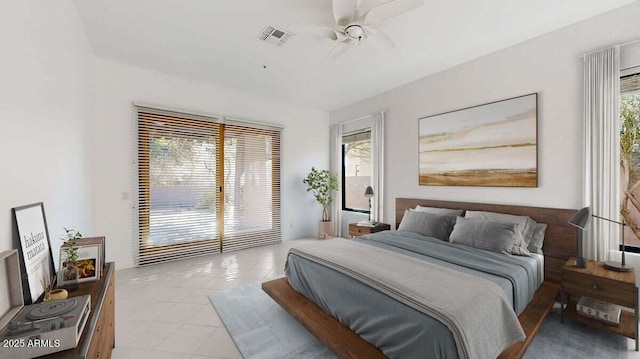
(286, 232), (532, 359)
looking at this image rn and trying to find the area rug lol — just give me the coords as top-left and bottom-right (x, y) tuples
(209, 282), (627, 359)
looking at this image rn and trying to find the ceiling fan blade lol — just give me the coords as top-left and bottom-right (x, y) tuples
(366, 28), (394, 50)
(290, 25), (345, 41)
(324, 39), (355, 62)
(360, 0), (425, 26)
(332, 0), (361, 26)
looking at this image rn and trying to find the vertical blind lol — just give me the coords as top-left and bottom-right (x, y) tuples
(136, 106), (281, 266)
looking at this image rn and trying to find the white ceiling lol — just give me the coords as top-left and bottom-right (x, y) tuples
(75, 0), (635, 111)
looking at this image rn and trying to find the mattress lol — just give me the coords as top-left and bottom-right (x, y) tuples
(285, 231), (543, 359)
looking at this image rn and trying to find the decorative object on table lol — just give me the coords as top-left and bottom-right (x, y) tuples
(79, 236), (106, 272)
(577, 296), (622, 326)
(59, 227), (82, 291)
(60, 236), (103, 284)
(567, 206), (592, 269)
(11, 202), (55, 304)
(303, 167), (339, 239)
(418, 93), (538, 187)
(357, 186), (378, 227)
(44, 288), (69, 302)
(568, 206), (631, 272)
(59, 261), (80, 291)
(40, 274), (56, 302)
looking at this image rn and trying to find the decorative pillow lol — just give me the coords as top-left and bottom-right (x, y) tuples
(465, 210), (534, 255)
(412, 205), (464, 217)
(528, 223), (548, 254)
(398, 210), (454, 241)
(449, 217), (519, 255)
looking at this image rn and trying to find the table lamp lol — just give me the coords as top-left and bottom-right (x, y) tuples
(364, 186), (374, 223)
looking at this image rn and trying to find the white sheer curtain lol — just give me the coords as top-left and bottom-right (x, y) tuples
(330, 123), (343, 237)
(583, 46), (621, 262)
(371, 111), (385, 223)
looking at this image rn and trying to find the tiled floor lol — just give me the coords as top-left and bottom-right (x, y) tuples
(112, 238), (640, 358)
(111, 239), (317, 359)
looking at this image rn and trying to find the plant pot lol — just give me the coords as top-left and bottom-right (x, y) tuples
(318, 220), (334, 239)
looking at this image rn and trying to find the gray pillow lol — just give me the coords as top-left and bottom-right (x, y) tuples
(412, 205), (464, 217)
(465, 210), (533, 256)
(450, 217), (519, 255)
(398, 210), (454, 240)
(528, 223), (548, 254)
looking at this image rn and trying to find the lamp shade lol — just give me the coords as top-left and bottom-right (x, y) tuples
(568, 206), (592, 230)
(364, 186), (374, 198)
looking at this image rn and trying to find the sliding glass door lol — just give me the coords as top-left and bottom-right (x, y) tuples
(136, 107), (281, 265)
(222, 125), (281, 252)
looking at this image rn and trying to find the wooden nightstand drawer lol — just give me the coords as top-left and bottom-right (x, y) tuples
(562, 271), (634, 308)
(348, 223), (391, 237)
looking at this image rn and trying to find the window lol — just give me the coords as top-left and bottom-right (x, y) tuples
(342, 131), (371, 212)
(136, 107), (281, 266)
(620, 69), (640, 251)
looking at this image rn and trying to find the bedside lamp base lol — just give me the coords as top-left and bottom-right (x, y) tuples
(603, 261), (632, 272)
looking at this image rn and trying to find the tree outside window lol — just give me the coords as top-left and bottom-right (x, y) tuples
(620, 74), (640, 248)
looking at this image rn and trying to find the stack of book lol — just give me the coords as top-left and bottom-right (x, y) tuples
(576, 296), (622, 326)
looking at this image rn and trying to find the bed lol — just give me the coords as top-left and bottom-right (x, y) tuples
(263, 198), (578, 358)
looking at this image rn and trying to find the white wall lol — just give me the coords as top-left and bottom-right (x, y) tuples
(93, 58), (329, 269)
(0, 1), (95, 268)
(330, 2), (640, 226)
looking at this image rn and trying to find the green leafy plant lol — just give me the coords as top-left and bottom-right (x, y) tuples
(61, 227), (82, 264)
(303, 167), (339, 222)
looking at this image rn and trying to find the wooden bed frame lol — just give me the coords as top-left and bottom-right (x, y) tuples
(263, 198), (578, 359)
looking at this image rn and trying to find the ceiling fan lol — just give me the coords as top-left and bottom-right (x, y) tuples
(320, 0), (426, 61)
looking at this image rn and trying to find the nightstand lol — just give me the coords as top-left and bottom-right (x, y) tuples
(348, 223), (391, 237)
(560, 257), (638, 350)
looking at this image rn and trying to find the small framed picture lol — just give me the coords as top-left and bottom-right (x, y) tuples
(79, 237), (106, 272)
(60, 239), (103, 283)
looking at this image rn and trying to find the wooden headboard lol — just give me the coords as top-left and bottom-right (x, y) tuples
(395, 198), (578, 283)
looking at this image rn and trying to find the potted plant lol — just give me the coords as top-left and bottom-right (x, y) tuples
(303, 167), (339, 238)
(60, 227), (82, 291)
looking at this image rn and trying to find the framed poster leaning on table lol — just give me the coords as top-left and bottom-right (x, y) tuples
(12, 202), (55, 304)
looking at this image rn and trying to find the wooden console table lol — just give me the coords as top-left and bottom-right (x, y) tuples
(46, 262), (115, 359)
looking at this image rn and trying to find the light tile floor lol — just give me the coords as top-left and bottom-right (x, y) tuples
(111, 239), (317, 359)
(111, 238), (640, 358)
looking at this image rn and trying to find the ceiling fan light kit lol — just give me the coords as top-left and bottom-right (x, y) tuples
(320, 0), (425, 60)
(345, 25), (365, 41)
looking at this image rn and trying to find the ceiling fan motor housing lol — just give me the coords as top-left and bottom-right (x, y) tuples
(344, 24), (364, 40)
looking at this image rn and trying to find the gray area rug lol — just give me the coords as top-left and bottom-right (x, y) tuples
(209, 282), (627, 359)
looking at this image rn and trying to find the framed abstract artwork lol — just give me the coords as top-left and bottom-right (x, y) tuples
(419, 93), (538, 187)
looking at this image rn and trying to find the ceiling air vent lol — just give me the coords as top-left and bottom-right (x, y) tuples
(257, 25), (294, 47)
